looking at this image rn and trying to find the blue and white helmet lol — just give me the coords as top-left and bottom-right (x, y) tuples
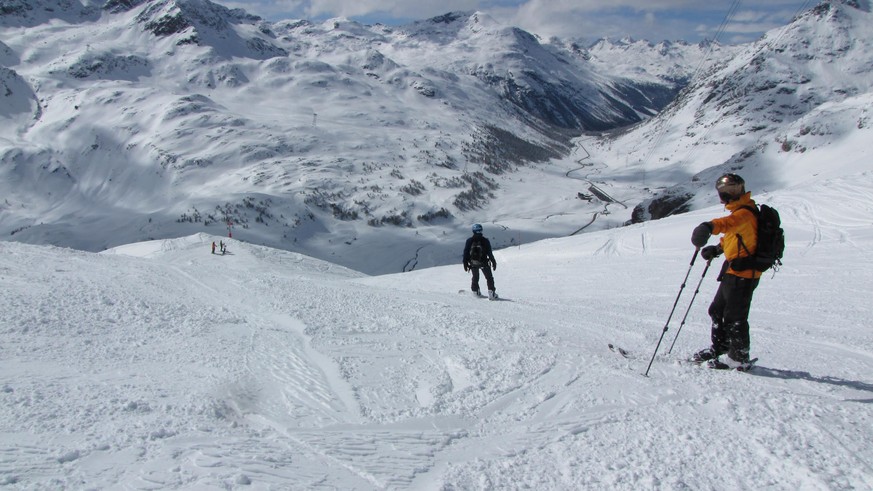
(472, 223), (483, 234)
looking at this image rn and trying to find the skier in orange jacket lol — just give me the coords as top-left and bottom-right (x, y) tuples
(690, 173), (761, 369)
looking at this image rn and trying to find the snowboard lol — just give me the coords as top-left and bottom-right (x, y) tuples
(457, 290), (502, 301)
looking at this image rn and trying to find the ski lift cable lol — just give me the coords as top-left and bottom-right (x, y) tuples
(687, 0), (743, 83)
(635, 0), (744, 172)
(678, 0), (814, 168)
(628, 0), (739, 161)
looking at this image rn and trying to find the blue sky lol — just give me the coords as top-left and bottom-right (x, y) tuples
(222, 0), (817, 44)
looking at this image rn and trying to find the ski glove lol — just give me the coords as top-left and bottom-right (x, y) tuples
(490, 260), (497, 271)
(701, 245), (722, 261)
(463, 262), (470, 272)
(691, 222), (714, 247)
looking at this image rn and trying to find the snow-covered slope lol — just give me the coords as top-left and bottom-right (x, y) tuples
(2, 166), (872, 488)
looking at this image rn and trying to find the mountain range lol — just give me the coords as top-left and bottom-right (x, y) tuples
(1, 0), (871, 274)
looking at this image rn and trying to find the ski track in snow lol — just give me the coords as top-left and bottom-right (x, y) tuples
(3, 173), (873, 489)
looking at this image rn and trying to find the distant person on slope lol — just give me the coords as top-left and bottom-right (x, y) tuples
(690, 173), (761, 369)
(463, 223), (498, 299)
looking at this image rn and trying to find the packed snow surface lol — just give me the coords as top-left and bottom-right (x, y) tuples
(2, 170), (872, 489)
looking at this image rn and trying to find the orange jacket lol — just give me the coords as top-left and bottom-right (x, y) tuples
(710, 192), (761, 279)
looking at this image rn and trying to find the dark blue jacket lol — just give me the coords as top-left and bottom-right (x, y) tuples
(463, 234), (495, 268)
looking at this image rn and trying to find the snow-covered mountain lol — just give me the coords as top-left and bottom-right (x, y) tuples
(0, 0), (723, 274)
(1, 0), (871, 276)
(588, 0), (873, 222)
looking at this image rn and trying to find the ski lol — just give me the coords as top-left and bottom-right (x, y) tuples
(701, 357), (758, 371)
(608, 343), (631, 358)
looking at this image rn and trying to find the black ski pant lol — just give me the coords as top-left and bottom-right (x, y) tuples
(470, 266), (495, 293)
(708, 273), (759, 361)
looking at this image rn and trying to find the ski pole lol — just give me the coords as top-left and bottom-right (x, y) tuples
(666, 257), (713, 355)
(644, 248), (699, 377)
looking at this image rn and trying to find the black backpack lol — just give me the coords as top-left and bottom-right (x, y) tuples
(468, 238), (485, 267)
(732, 204), (785, 273)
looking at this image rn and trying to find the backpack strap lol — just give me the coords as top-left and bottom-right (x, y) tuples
(739, 205), (759, 216)
(734, 205), (758, 263)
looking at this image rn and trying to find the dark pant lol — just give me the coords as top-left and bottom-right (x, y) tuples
(708, 273), (759, 360)
(471, 266), (495, 293)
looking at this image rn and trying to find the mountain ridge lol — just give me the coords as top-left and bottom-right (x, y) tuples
(2, 0), (870, 274)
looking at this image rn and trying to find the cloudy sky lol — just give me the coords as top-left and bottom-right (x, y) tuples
(223, 0), (816, 44)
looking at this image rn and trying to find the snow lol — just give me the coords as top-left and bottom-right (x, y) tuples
(2, 1), (873, 488)
(3, 169), (873, 489)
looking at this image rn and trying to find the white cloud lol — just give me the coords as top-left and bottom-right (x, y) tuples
(222, 0), (307, 20)
(303, 0), (479, 19)
(223, 0), (813, 44)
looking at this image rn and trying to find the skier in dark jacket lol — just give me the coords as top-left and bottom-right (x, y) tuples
(463, 223), (498, 299)
(690, 173), (761, 369)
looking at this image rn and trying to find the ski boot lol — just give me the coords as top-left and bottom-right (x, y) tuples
(690, 347), (718, 363)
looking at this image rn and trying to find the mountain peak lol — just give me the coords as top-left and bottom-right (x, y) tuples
(795, 0), (872, 24)
(104, 0), (149, 14)
(132, 0), (283, 59)
(402, 11), (502, 40)
(135, 0), (259, 36)
(427, 11), (470, 25)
